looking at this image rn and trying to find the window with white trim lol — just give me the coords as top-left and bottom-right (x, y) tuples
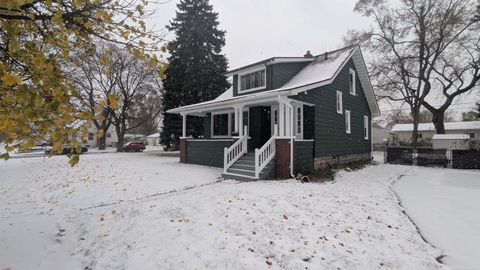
(364, 115), (369, 139)
(239, 69), (266, 92)
(295, 105), (303, 138)
(345, 110), (351, 134)
(212, 113), (229, 137)
(336, 91), (343, 114)
(349, 69), (356, 95)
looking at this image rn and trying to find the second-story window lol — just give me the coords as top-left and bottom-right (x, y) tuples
(349, 69), (356, 95)
(240, 69), (265, 92)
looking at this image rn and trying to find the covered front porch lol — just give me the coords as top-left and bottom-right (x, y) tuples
(176, 95), (315, 180)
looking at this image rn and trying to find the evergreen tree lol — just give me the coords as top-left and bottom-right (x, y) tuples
(161, 0), (230, 149)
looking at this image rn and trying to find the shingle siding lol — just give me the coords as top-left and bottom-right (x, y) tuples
(270, 62), (310, 89)
(186, 139), (233, 167)
(292, 59), (371, 158)
(294, 140), (314, 174)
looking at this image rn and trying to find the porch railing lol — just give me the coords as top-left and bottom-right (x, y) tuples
(254, 136), (276, 179)
(223, 126), (248, 173)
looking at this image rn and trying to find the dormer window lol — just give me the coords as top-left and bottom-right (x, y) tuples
(239, 67), (266, 92)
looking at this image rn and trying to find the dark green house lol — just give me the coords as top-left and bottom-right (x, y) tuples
(167, 45), (380, 181)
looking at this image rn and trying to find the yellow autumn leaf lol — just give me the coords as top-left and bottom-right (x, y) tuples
(108, 94), (119, 109)
(1, 73), (22, 86)
(97, 129), (105, 138)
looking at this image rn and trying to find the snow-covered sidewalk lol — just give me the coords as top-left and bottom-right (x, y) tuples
(1, 154), (446, 269)
(393, 168), (480, 269)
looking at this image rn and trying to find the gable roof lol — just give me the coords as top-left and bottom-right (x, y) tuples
(167, 45), (380, 116)
(392, 121), (480, 132)
(280, 47), (355, 90)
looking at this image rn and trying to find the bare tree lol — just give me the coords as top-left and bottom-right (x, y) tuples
(127, 94), (163, 136)
(348, 0), (480, 145)
(111, 47), (161, 152)
(69, 45), (119, 150)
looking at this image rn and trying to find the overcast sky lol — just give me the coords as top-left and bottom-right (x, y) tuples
(148, 0), (371, 70)
(147, 0), (477, 115)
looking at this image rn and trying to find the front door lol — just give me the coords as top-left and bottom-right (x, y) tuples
(249, 106), (271, 150)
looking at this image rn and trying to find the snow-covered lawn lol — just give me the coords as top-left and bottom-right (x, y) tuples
(393, 168), (480, 269)
(0, 153), (449, 269)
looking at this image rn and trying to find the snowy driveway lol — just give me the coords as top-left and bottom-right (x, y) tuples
(1, 154), (447, 269)
(393, 168), (480, 270)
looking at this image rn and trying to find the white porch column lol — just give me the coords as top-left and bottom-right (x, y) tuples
(182, 113), (186, 138)
(238, 106), (244, 136)
(285, 105), (291, 136)
(279, 102), (285, 136)
(234, 107), (239, 134)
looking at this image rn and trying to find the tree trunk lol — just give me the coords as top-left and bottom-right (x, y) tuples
(411, 106), (421, 149)
(431, 110), (446, 134)
(98, 130), (107, 150)
(115, 124), (125, 152)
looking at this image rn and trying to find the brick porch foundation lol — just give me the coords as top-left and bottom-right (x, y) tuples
(275, 138), (292, 179)
(179, 138), (186, 163)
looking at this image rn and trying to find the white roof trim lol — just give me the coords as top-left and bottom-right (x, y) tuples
(266, 58), (315, 65)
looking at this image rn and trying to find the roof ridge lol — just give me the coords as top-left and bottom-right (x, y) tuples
(312, 44), (358, 58)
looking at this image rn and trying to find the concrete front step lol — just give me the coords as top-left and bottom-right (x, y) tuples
(230, 163), (255, 170)
(236, 160), (255, 165)
(222, 172), (256, 181)
(227, 168), (255, 177)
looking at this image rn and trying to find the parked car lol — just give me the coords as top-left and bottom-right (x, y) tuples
(123, 142), (145, 152)
(45, 144), (88, 155)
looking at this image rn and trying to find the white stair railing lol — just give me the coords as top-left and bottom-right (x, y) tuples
(224, 126), (248, 173)
(254, 136), (276, 179)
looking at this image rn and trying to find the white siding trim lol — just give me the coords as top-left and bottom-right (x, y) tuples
(345, 110), (351, 134)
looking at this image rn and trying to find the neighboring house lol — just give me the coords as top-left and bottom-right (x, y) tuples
(372, 124), (391, 150)
(391, 121), (480, 143)
(167, 45), (380, 180)
(146, 133), (160, 146)
(124, 134), (146, 144)
(85, 124), (118, 148)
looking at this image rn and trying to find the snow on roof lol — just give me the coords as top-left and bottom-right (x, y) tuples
(281, 47), (354, 89)
(432, 134), (470, 140)
(392, 121), (480, 132)
(146, 133), (160, 138)
(214, 87), (233, 101)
